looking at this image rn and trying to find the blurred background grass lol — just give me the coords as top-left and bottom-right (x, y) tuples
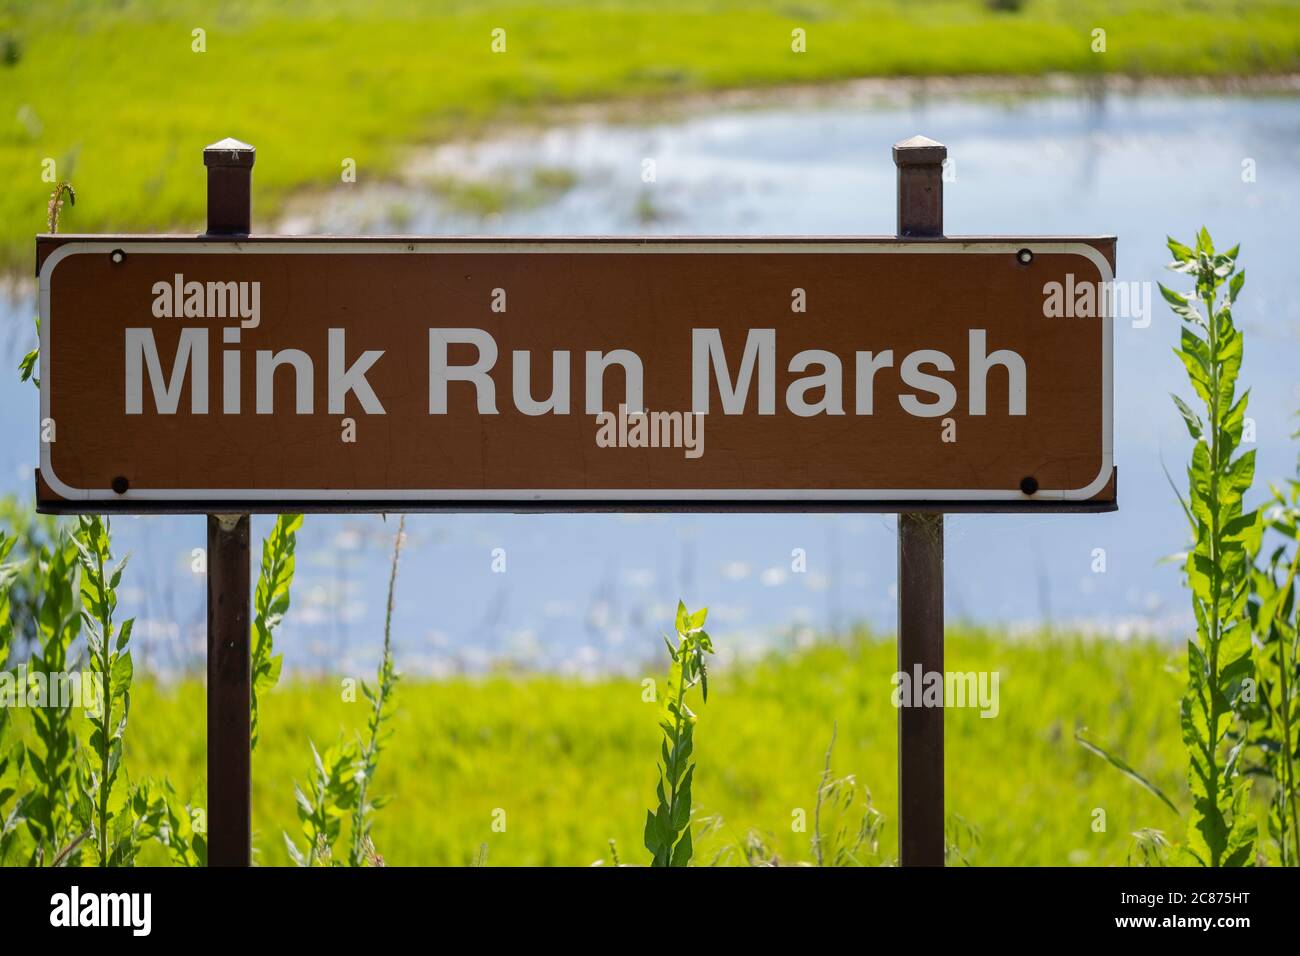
(111, 628), (1185, 866)
(3, 1), (1299, 270)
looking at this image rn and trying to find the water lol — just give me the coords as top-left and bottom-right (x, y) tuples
(4, 89), (1299, 676)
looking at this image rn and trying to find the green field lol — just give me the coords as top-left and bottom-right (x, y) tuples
(100, 629), (1186, 866)
(2, 1), (1299, 271)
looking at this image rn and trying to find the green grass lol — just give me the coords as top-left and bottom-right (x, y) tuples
(2, 1), (1299, 272)
(104, 628), (1188, 866)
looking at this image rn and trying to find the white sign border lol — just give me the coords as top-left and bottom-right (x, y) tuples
(38, 239), (1114, 504)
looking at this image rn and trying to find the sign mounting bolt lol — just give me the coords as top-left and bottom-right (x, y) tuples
(1016, 248), (1033, 265)
(111, 476), (129, 495)
(1019, 475), (1039, 496)
(110, 249), (126, 264)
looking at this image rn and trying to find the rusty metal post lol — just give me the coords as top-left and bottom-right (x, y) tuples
(894, 135), (946, 867)
(204, 137), (256, 236)
(203, 138), (254, 866)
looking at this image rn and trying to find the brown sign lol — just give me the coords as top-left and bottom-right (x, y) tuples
(35, 237), (1115, 512)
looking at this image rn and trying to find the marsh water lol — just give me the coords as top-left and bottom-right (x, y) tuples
(3, 87), (1298, 675)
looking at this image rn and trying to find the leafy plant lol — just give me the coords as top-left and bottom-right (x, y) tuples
(0, 497), (61, 650)
(1162, 229), (1261, 866)
(286, 517), (406, 868)
(72, 514), (136, 866)
(17, 316), (38, 390)
(644, 601), (714, 867)
(349, 515), (405, 867)
(25, 534), (81, 863)
(142, 779), (207, 867)
(1245, 425), (1300, 865)
(252, 514), (303, 750)
(0, 533), (28, 864)
(20, 181), (75, 390)
(285, 741), (359, 867)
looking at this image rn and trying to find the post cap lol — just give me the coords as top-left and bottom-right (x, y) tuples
(892, 134), (947, 166)
(204, 137), (256, 168)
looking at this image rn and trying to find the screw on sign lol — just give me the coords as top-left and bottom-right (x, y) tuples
(35, 136), (1115, 866)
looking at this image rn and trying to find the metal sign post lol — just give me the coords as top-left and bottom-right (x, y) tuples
(202, 139), (254, 867)
(894, 135), (948, 867)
